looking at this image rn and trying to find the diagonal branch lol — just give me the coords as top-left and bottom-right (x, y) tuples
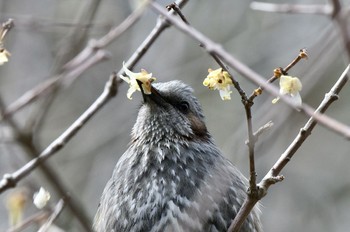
(1, 4), (146, 120)
(0, 73), (118, 194)
(228, 64), (349, 232)
(150, 1), (350, 139)
(118, 0), (189, 78)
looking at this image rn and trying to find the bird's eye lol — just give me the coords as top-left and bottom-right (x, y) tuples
(177, 101), (190, 113)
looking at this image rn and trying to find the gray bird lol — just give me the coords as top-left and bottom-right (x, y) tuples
(94, 80), (262, 232)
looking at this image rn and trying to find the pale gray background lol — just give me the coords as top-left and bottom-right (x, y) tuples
(0, 0), (350, 231)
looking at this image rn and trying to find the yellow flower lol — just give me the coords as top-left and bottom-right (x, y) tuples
(121, 62), (156, 100)
(33, 187), (51, 209)
(6, 189), (28, 226)
(272, 75), (302, 106)
(0, 48), (10, 65)
(203, 68), (233, 100)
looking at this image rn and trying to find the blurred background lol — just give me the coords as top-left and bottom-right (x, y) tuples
(0, 0), (350, 231)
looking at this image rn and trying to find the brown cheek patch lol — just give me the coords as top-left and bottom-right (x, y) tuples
(188, 113), (209, 140)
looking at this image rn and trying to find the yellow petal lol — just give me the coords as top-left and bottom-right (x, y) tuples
(280, 75), (302, 94)
(121, 62), (156, 100)
(6, 189), (27, 226)
(204, 68), (234, 100)
(0, 49), (10, 65)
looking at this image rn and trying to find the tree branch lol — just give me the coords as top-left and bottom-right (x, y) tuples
(150, 1), (350, 139)
(250, 2), (332, 15)
(0, 73), (118, 194)
(229, 64), (349, 231)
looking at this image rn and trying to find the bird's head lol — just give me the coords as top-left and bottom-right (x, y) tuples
(131, 80), (210, 144)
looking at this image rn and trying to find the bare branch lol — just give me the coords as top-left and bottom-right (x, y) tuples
(118, 0), (189, 79)
(0, 18), (14, 41)
(229, 64), (349, 232)
(64, 2), (148, 70)
(1, 50), (109, 120)
(249, 49), (308, 102)
(0, 4), (146, 120)
(0, 73), (118, 194)
(150, 2), (350, 139)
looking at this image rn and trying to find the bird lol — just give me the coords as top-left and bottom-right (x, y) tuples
(93, 80), (262, 232)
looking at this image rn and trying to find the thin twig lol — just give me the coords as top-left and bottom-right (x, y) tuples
(248, 48), (308, 102)
(1, 2), (144, 120)
(0, 18), (14, 41)
(1, 50), (109, 120)
(64, 2), (148, 70)
(265, 64), (349, 180)
(150, 2), (350, 139)
(166, 3), (248, 102)
(245, 121), (274, 145)
(118, 0), (189, 79)
(229, 64), (349, 231)
(0, 73), (118, 193)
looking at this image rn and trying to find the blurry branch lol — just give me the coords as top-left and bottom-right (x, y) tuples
(0, 72), (117, 231)
(6, 199), (65, 232)
(150, 1), (350, 139)
(6, 211), (50, 232)
(251, 1), (350, 59)
(119, 0), (189, 79)
(1, 0), (190, 119)
(0, 15), (109, 31)
(229, 64), (350, 232)
(64, 2), (148, 71)
(28, 0), (104, 139)
(330, 0), (350, 60)
(38, 199), (65, 232)
(0, 2), (189, 231)
(52, 0), (103, 72)
(0, 73), (118, 193)
(1, 50), (109, 120)
(0, 3), (146, 120)
(0, 18), (14, 41)
(250, 2), (332, 15)
(150, 2), (350, 231)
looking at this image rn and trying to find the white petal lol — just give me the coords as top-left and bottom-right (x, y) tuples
(126, 86), (138, 100)
(219, 88), (232, 100)
(122, 62), (136, 79)
(290, 92), (302, 107)
(33, 187), (50, 209)
(119, 75), (130, 84)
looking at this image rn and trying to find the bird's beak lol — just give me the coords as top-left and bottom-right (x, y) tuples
(136, 80), (166, 107)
